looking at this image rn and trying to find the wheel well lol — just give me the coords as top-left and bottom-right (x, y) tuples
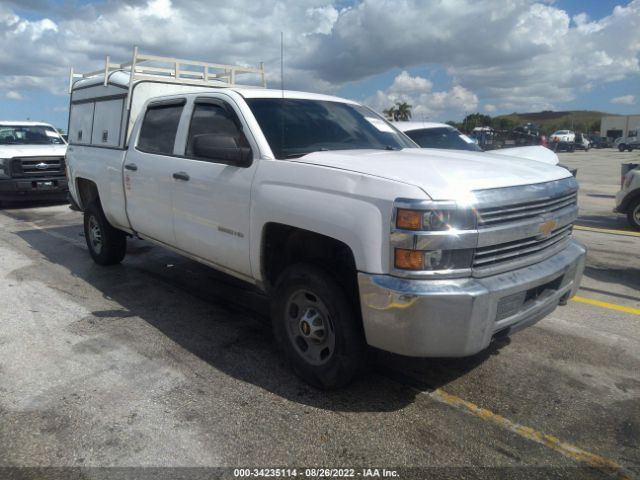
(261, 223), (359, 302)
(76, 178), (99, 210)
(624, 190), (640, 211)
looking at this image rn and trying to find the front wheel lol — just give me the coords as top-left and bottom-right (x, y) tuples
(627, 198), (640, 231)
(619, 144), (626, 152)
(271, 264), (365, 389)
(83, 202), (127, 265)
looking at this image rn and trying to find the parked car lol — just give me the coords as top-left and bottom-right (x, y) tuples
(615, 163), (640, 230)
(66, 51), (586, 388)
(397, 122), (482, 152)
(574, 132), (590, 151)
(395, 121), (562, 167)
(549, 130), (576, 152)
(0, 121), (68, 207)
(615, 130), (639, 152)
(588, 136), (610, 149)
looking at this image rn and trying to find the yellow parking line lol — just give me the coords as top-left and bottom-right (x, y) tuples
(572, 295), (640, 315)
(430, 389), (632, 479)
(574, 225), (640, 237)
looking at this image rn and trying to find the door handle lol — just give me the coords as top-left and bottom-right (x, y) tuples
(172, 171), (190, 181)
(124, 163), (138, 171)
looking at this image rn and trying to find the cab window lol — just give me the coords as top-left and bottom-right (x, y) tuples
(137, 102), (184, 155)
(185, 101), (249, 160)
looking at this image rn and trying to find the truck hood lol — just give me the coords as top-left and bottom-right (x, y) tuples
(0, 144), (67, 157)
(487, 146), (559, 165)
(290, 148), (571, 200)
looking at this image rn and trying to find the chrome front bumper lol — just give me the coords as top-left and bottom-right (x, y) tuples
(358, 240), (586, 357)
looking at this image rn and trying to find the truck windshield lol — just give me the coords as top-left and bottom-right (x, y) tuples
(245, 98), (416, 159)
(0, 126), (65, 145)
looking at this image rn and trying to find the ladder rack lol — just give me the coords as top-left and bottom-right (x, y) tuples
(69, 46), (267, 97)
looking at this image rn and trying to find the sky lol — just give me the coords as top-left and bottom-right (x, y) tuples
(1, 0), (639, 129)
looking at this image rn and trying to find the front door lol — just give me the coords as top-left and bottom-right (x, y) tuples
(172, 96), (256, 279)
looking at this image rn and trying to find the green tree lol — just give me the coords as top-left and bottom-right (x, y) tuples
(462, 112), (492, 132)
(491, 117), (515, 131)
(588, 120), (601, 134)
(383, 105), (397, 121)
(395, 102), (412, 121)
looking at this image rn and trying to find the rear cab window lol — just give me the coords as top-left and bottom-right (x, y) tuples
(137, 99), (185, 155)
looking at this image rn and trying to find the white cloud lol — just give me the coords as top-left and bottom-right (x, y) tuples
(389, 71), (433, 93)
(0, 0), (638, 116)
(365, 71), (478, 120)
(610, 95), (637, 105)
(6, 90), (24, 100)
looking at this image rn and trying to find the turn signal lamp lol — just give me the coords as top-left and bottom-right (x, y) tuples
(394, 249), (424, 270)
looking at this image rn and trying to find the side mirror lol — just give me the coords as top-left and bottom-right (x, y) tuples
(192, 134), (252, 167)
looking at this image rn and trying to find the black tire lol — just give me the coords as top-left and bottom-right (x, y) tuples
(83, 201), (127, 265)
(627, 198), (640, 231)
(619, 144), (626, 152)
(271, 263), (365, 389)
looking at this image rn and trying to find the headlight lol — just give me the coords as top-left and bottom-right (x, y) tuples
(396, 208), (476, 231)
(392, 202), (476, 274)
(394, 248), (474, 271)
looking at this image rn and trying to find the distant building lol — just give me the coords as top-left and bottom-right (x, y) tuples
(600, 115), (640, 140)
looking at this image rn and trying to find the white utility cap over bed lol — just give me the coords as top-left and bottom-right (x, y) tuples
(68, 47), (266, 149)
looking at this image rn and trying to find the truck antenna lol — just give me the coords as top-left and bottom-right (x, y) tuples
(280, 32), (285, 156)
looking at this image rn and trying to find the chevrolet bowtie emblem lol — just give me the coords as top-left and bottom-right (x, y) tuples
(538, 219), (557, 237)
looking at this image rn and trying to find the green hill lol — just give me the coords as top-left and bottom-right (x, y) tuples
(494, 110), (617, 134)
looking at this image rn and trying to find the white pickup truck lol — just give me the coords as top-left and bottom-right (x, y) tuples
(66, 52), (586, 388)
(0, 121), (68, 206)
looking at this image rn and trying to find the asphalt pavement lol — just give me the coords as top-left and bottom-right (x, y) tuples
(0, 148), (638, 480)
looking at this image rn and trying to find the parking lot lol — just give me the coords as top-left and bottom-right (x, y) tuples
(0, 149), (638, 479)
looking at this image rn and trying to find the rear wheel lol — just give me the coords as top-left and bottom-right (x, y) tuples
(627, 198), (640, 231)
(619, 144), (627, 152)
(271, 264), (365, 389)
(83, 201), (127, 265)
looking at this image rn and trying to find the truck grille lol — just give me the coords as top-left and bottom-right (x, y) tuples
(477, 191), (577, 227)
(10, 156), (65, 178)
(473, 224), (572, 269)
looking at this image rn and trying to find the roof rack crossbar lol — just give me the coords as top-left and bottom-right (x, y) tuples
(69, 46), (267, 95)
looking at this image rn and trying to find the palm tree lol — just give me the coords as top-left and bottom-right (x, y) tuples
(395, 102), (412, 121)
(383, 105), (397, 121)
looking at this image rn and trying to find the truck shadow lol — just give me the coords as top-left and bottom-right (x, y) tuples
(15, 224), (507, 412)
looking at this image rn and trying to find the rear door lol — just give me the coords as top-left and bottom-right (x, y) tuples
(124, 98), (187, 246)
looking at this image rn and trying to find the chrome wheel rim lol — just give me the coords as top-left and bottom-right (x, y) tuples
(285, 289), (336, 366)
(88, 215), (103, 255)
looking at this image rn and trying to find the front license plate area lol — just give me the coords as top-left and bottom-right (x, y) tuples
(34, 181), (56, 190)
(495, 274), (564, 321)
